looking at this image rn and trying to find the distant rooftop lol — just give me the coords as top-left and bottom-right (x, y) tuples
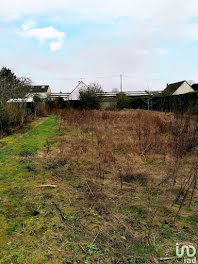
(29, 85), (50, 93)
(191, 83), (198, 91)
(162, 81), (186, 95)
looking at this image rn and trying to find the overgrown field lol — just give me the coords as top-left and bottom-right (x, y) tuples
(0, 110), (198, 263)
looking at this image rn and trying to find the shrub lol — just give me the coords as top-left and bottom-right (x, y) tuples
(0, 103), (28, 136)
(116, 92), (132, 109)
(54, 96), (65, 108)
(79, 83), (103, 109)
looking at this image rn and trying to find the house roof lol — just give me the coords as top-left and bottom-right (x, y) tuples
(191, 83), (198, 91)
(28, 85), (49, 93)
(96, 91), (159, 97)
(70, 81), (87, 94)
(162, 81), (186, 95)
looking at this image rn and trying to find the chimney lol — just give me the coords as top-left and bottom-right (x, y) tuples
(166, 83), (169, 88)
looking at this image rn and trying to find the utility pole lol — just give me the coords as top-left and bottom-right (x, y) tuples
(120, 74), (123, 92)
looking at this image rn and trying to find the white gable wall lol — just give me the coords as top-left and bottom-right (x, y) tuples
(173, 82), (194, 95)
(47, 87), (51, 96)
(69, 81), (87, 100)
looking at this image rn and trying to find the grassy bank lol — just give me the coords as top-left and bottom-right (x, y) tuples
(0, 116), (59, 263)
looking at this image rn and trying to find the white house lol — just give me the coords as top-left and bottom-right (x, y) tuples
(69, 81), (88, 101)
(27, 85), (51, 99)
(8, 85), (51, 103)
(163, 81), (194, 96)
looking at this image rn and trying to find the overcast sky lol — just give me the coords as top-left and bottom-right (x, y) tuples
(1, 0), (198, 92)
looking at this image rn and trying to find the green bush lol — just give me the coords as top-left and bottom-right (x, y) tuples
(54, 96), (65, 108)
(116, 92), (133, 109)
(79, 83), (103, 109)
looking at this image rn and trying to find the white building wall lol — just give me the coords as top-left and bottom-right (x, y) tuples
(173, 82), (194, 95)
(46, 87), (51, 96)
(69, 81), (87, 101)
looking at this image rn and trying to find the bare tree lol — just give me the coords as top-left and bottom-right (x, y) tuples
(0, 67), (31, 104)
(188, 80), (195, 86)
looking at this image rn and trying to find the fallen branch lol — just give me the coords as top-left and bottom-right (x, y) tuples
(86, 182), (94, 195)
(160, 256), (182, 261)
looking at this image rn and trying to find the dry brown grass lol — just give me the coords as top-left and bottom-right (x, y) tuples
(44, 109), (198, 263)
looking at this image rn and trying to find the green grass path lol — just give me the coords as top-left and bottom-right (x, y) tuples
(0, 116), (59, 263)
(0, 117), (47, 149)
